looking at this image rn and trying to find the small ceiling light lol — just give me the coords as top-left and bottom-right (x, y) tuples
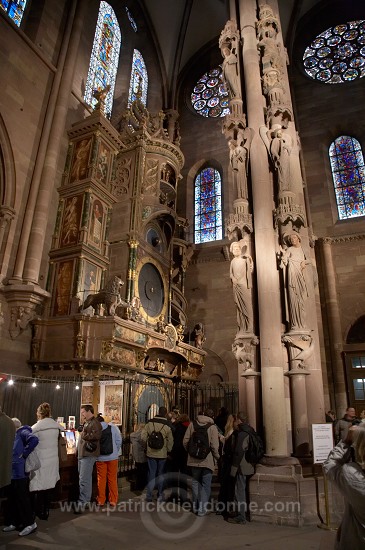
(32, 381), (37, 388)
(56, 384), (61, 390)
(8, 378), (14, 386)
(75, 385), (80, 390)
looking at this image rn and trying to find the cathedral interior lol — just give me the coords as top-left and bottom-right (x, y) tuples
(0, 0), (365, 525)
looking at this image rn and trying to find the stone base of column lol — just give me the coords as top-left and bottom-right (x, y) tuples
(248, 461), (336, 526)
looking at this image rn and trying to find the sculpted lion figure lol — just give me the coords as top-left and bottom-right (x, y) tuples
(79, 275), (127, 316)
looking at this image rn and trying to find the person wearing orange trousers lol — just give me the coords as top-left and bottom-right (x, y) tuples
(95, 416), (122, 508)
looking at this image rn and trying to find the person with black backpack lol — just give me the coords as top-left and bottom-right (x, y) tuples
(227, 412), (264, 524)
(95, 414), (122, 511)
(183, 409), (220, 516)
(141, 407), (173, 503)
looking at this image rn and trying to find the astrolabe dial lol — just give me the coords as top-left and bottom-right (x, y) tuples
(138, 262), (164, 318)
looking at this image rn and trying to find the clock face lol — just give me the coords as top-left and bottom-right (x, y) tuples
(138, 262), (164, 318)
(146, 227), (163, 253)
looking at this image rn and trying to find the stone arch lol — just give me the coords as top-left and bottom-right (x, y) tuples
(0, 114), (16, 279)
(346, 315), (365, 344)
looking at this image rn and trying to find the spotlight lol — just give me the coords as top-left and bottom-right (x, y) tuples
(8, 378), (14, 386)
(75, 385), (80, 390)
(32, 381), (37, 388)
(56, 384), (61, 390)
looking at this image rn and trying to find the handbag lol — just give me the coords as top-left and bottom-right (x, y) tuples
(58, 431), (68, 462)
(25, 447), (41, 473)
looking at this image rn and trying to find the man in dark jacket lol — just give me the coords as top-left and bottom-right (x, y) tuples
(75, 405), (102, 511)
(228, 412), (254, 524)
(334, 407), (357, 444)
(0, 406), (16, 490)
(3, 418), (39, 536)
(141, 406), (173, 502)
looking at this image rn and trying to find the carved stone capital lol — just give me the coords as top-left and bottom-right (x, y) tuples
(2, 283), (49, 339)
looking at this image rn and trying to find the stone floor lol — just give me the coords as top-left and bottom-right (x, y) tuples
(0, 482), (338, 550)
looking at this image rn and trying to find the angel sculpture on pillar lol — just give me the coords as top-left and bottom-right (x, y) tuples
(221, 44), (241, 99)
(279, 232), (311, 331)
(260, 125), (293, 192)
(228, 128), (253, 200)
(230, 241), (254, 335)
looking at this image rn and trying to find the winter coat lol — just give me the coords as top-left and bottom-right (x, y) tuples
(323, 441), (365, 550)
(334, 418), (353, 444)
(141, 416), (173, 458)
(0, 411), (16, 488)
(96, 422), (122, 462)
(29, 417), (61, 491)
(12, 425), (39, 480)
(231, 423), (255, 476)
(170, 420), (190, 471)
(78, 415), (102, 458)
(130, 430), (147, 463)
(183, 415), (220, 472)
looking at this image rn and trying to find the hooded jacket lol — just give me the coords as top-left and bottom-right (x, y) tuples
(323, 441), (365, 550)
(183, 414), (220, 471)
(141, 416), (173, 459)
(29, 417), (61, 491)
(12, 425), (39, 480)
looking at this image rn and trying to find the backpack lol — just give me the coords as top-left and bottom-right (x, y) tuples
(147, 422), (165, 450)
(100, 425), (113, 455)
(187, 421), (211, 459)
(242, 427), (264, 464)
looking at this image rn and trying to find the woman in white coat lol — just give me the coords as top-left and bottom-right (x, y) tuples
(30, 403), (61, 520)
(323, 424), (365, 550)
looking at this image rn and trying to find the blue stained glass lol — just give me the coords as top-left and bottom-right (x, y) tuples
(329, 136), (365, 220)
(127, 49), (148, 107)
(84, 2), (121, 118)
(303, 20), (365, 84)
(194, 167), (222, 243)
(1, 0), (27, 26)
(191, 68), (229, 118)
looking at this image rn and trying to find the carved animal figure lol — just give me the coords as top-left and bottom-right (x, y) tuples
(79, 275), (126, 316)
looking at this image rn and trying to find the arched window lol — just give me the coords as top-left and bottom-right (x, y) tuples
(194, 167), (222, 243)
(84, 1), (121, 118)
(127, 49), (148, 107)
(1, 0), (27, 26)
(329, 136), (365, 219)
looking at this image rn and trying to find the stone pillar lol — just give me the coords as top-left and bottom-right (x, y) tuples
(21, 0), (88, 284)
(239, 0), (288, 456)
(241, 369), (261, 430)
(320, 238), (347, 414)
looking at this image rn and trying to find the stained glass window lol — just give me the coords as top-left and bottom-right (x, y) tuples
(125, 6), (137, 32)
(0, 0), (27, 26)
(303, 20), (365, 84)
(194, 167), (222, 243)
(191, 67), (230, 118)
(84, 1), (121, 118)
(127, 49), (148, 107)
(329, 136), (365, 219)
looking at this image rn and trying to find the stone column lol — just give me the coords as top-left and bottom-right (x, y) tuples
(22, 0), (88, 284)
(239, 0), (288, 456)
(320, 238), (347, 414)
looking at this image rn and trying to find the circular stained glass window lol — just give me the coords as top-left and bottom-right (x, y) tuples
(191, 68), (230, 118)
(303, 20), (365, 84)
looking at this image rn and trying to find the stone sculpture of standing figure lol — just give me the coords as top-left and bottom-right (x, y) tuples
(222, 46), (241, 99)
(280, 233), (311, 331)
(230, 241), (254, 334)
(269, 127), (293, 192)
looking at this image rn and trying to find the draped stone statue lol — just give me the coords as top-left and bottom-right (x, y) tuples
(221, 45), (241, 99)
(230, 241), (254, 334)
(279, 233), (311, 331)
(260, 125), (293, 192)
(228, 128), (253, 200)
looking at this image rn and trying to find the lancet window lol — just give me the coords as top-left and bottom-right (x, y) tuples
(84, 1), (121, 118)
(329, 135), (365, 219)
(194, 167), (222, 243)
